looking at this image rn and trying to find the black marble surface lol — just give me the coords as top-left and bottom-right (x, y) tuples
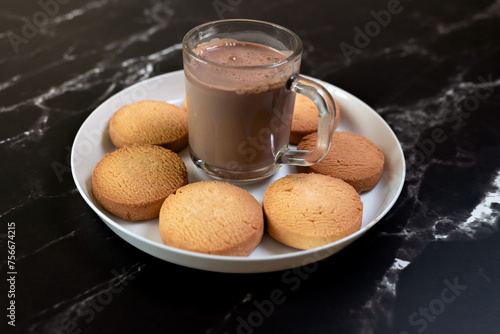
(1, 0), (500, 333)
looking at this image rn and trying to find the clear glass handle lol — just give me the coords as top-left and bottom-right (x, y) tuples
(277, 75), (337, 166)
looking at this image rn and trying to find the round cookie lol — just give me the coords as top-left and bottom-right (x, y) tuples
(298, 131), (384, 192)
(109, 100), (188, 152)
(290, 94), (340, 144)
(263, 173), (362, 250)
(159, 181), (264, 256)
(92, 145), (188, 221)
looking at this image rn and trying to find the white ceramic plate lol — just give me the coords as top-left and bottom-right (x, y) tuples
(71, 70), (405, 273)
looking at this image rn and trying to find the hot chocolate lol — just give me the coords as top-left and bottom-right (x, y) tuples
(183, 20), (336, 182)
(184, 40), (296, 171)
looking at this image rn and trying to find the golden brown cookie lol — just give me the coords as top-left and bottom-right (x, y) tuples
(263, 173), (362, 250)
(92, 145), (188, 221)
(290, 94), (340, 144)
(109, 100), (188, 152)
(159, 181), (264, 256)
(298, 131), (384, 192)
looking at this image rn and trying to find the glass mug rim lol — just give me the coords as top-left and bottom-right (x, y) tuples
(182, 19), (303, 70)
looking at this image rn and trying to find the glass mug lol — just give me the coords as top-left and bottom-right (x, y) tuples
(183, 19), (337, 182)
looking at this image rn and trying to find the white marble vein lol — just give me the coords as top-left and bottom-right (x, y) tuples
(15, 229), (80, 263)
(437, 0), (500, 35)
(50, 0), (114, 26)
(0, 185), (78, 221)
(377, 74), (500, 158)
(457, 170), (500, 238)
(29, 262), (145, 334)
(351, 14), (500, 333)
(205, 292), (254, 333)
(0, 0), (179, 152)
(104, 1), (175, 54)
(356, 168), (500, 333)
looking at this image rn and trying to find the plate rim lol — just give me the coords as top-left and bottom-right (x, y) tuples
(71, 70), (406, 271)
